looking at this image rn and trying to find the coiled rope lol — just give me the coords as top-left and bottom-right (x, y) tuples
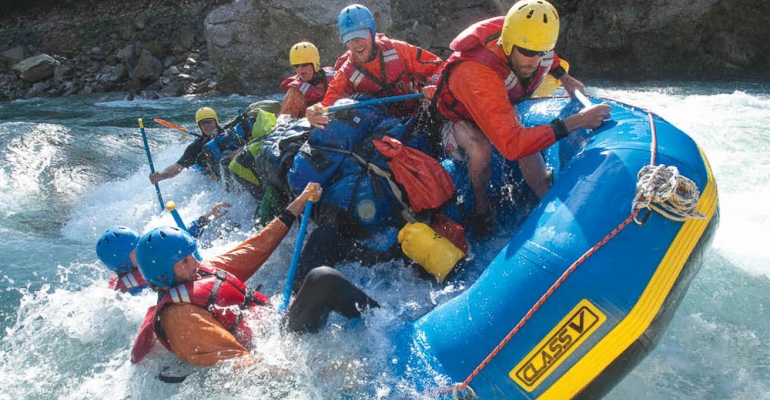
(632, 164), (705, 224)
(425, 99), (706, 398)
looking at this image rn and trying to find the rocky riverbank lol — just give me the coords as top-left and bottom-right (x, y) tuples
(1, 0), (767, 102)
(0, 0), (227, 101)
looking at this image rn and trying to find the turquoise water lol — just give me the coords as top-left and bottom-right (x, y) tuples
(0, 83), (768, 399)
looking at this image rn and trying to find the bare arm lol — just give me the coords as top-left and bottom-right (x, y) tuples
(149, 163), (184, 185)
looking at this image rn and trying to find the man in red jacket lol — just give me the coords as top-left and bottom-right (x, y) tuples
(434, 0), (611, 237)
(306, 4), (443, 128)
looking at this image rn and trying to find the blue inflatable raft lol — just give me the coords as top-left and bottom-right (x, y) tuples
(396, 96), (719, 398)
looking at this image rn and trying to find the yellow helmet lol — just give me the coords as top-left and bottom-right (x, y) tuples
(289, 42), (320, 72)
(499, 0), (560, 56)
(195, 107), (218, 125)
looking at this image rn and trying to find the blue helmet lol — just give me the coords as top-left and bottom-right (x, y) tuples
(96, 226), (139, 273)
(135, 226), (199, 287)
(337, 4), (376, 44)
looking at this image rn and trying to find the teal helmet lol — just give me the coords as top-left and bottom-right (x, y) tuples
(337, 4), (376, 44)
(96, 226), (139, 273)
(135, 226), (199, 287)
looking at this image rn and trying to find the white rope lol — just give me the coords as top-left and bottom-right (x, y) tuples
(632, 164), (705, 224)
(452, 384), (477, 400)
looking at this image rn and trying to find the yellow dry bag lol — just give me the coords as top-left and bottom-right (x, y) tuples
(398, 222), (465, 283)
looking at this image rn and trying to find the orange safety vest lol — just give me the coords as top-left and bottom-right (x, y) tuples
(436, 16), (555, 122)
(279, 67), (335, 105)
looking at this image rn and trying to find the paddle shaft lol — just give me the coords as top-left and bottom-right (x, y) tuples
(324, 93), (424, 113)
(574, 91), (593, 108)
(279, 200), (314, 312)
(139, 118), (165, 212)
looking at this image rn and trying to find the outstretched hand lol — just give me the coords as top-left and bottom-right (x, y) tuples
(205, 202), (231, 220)
(149, 172), (162, 185)
(565, 103), (612, 131)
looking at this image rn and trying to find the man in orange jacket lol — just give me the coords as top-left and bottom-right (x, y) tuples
(306, 4), (443, 128)
(130, 183), (379, 367)
(434, 0), (611, 237)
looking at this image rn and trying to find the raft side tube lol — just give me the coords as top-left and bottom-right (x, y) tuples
(400, 97), (719, 399)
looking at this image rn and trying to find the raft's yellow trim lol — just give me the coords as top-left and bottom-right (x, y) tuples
(510, 299), (606, 390)
(538, 148), (719, 400)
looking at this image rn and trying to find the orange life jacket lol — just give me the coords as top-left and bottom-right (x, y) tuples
(130, 264), (269, 363)
(436, 16), (555, 122)
(279, 67), (335, 105)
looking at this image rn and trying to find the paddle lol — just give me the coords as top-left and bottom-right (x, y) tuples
(138, 118), (165, 212)
(321, 93), (425, 113)
(154, 118), (202, 140)
(278, 198), (314, 313)
(165, 200), (189, 232)
(165, 200), (201, 259)
(573, 90), (614, 126)
(573, 90), (593, 108)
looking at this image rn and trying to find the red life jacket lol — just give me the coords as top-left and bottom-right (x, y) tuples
(130, 264), (269, 363)
(279, 67), (335, 106)
(337, 34), (419, 115)
(435, 16), (555, 122)
(108, 268), (148, 293)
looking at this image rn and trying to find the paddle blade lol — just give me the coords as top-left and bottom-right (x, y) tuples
(154, 118), (189, 133)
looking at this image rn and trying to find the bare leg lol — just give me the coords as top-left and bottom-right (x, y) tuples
(518, 152), (551, 199)
(450, 121), (493, 215)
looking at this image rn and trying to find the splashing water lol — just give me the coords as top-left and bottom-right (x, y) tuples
(0, 85), (768, 399)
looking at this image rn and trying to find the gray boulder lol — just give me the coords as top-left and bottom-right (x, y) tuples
(559, 0), (770, 80)
(131, 49), (162, 82)
(12, 54), (60, 83)
(204, 0), (391, 93)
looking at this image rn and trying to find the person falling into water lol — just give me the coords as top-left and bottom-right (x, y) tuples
(130, 182), (379, 368)
(95, 202), (230, 295)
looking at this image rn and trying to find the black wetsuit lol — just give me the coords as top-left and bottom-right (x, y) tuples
(285, 266), (379, 332)
(177, 136), (209, 168)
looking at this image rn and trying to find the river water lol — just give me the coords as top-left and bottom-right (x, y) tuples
(0, 82), (768, 399)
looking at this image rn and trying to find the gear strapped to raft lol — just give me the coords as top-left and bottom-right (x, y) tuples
(426, 97), (708, 398)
